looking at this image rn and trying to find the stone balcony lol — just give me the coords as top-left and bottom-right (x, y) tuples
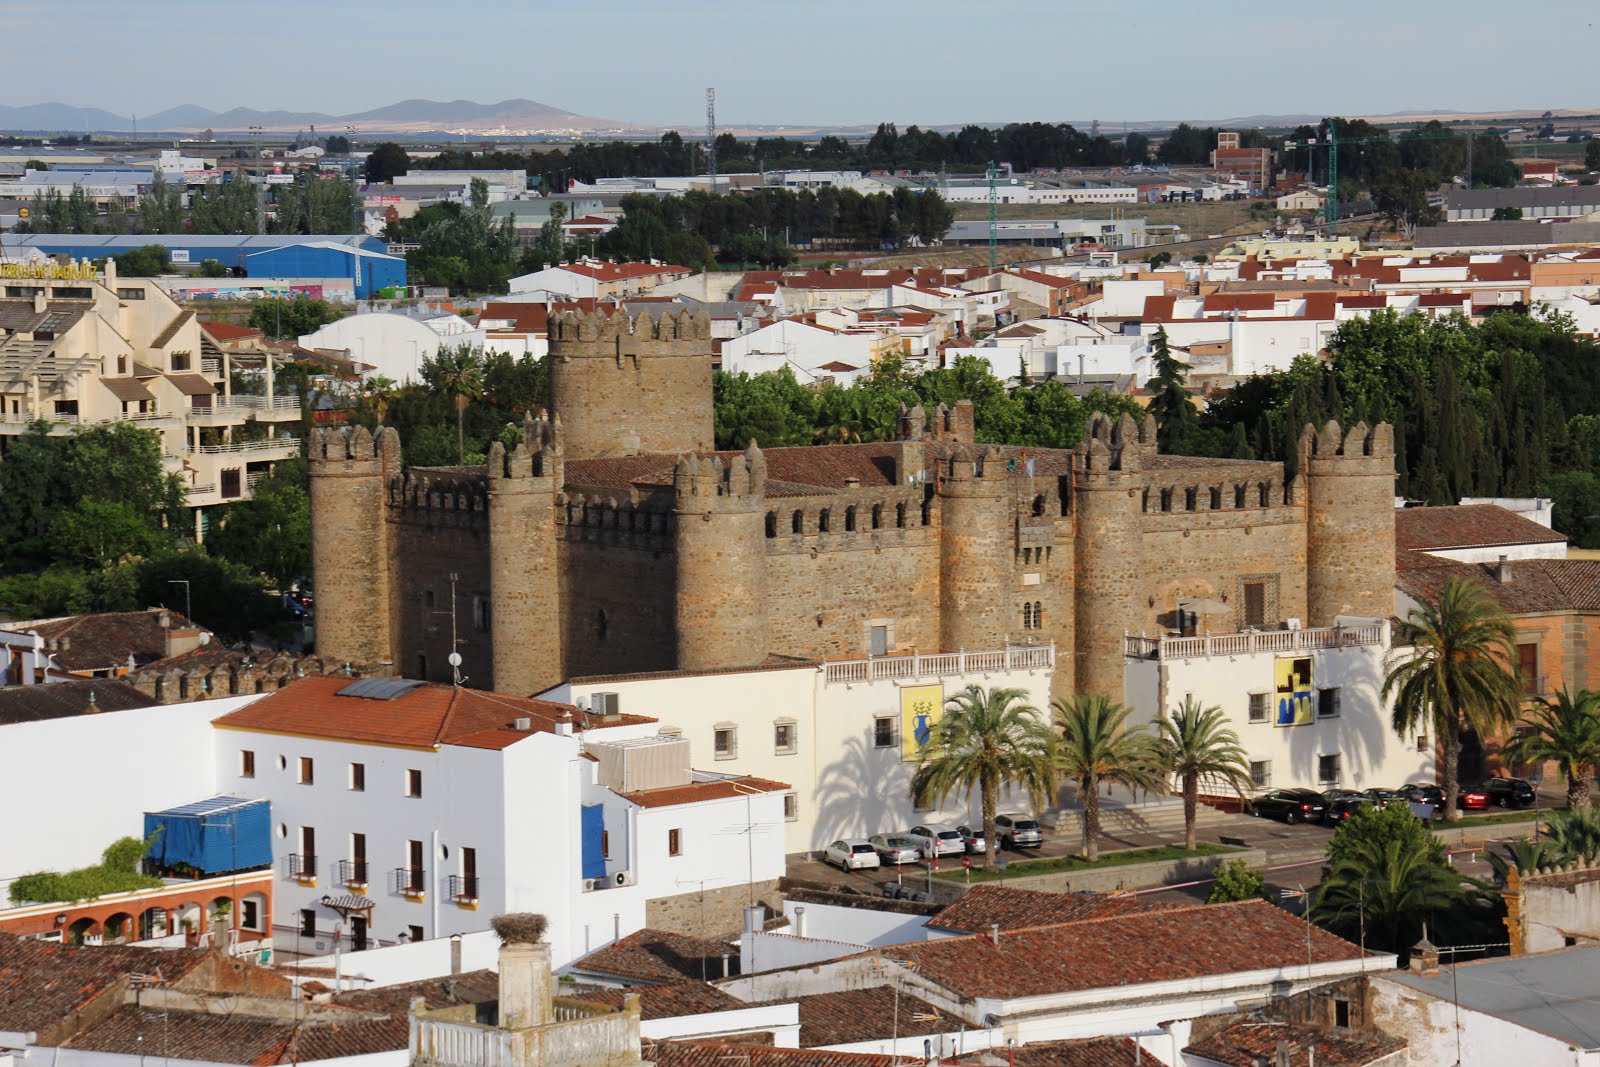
(1124, 621), (1387, 662)
(821, 643), (1055, 685)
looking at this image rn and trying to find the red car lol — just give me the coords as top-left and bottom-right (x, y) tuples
(1457, 785), (1491, 810)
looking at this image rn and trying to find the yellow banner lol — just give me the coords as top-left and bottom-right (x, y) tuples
(0, 261), (98, 281)
(1275, 656), (1313, 727)
(901, 683), (944, 760)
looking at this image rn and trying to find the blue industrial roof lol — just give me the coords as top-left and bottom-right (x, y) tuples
(147, 794), (266, 817)
(8, 233), (385, 253)
(243, 241), (404, 263)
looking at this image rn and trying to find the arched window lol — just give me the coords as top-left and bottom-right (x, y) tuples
(1034, 602), (1043, 629)
(895, 502), (907, 528)
(1031, 495), (1046, 517)
(1209, 486), (1222, 510)
(844, 505), (857, 532)
(1141, 489), (1150, 513)
(921, 500), (932, 525)
(765, 512), (778, 538)
(596, 609), (609, 640)
(871, 503), (883, 529)
(1159, 488), (1174, 512)
(819, 508), (831, 533)
(1184, 487), (1197, 512)
(792, 510), (804, 534)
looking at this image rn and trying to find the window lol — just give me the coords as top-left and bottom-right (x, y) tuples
(1318, 687), (1342, 719)
(473, 596), (490, 632)
(1417, 734), (1430, 752)
(240, 749), (256, 778)
(1022, 601), (1044, 630)
(405, 839), (425, 893)
(1517, 643), (1540, 695)
(1234, 485), (1247, 509)
(220, 468), (241, 499)
(240, 898), (261, 931)
(406, 769), (423, 797)
(300, 909), (316, 937)
(1243, 581), (1267, 628)
(116, 287), (146, 300)
(1209, 487), (1221, 510)
(1248, 693), (1269, 724)
(408, 924), (424, 943)
(774, 721), (797, 755)
(1335, 999), (1351, 1029)
(844, 505), (857, 532)
(783, 793), (799, 821)
(869, 624), (889, 657)
(601, 830), (610, 858)
(1318, 753), (1342, 785)
(1258, 483), (1271, 508)
(714, 725), (737, 760)
(1184, 487), (1197, 511)
(873, 717), (896, 749)
(298, 757), (314, 785)
(792, 510), (805, 534)
(423, 588), (435, 608)
(348, 763), (365, 791)
(170, 351), (191, 371)
(668, 828), (682, 856)
(1250, 760), (1271, 788)
(417, 653), (428, 680)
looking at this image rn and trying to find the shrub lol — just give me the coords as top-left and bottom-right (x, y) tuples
(1207, 857), (1266, 903)
(8, 836), (162, 905)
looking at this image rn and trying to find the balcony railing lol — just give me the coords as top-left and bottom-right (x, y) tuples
(221, 394), (300, 410)
(822, 643), (1054, 685)
(1523, 674), (1550, 698)
(287, 853), (318, 880)
(448, 874), (479, 903)
(186, 435), (300, 455)
(202, 358), (222, 375)
(336, 858), (368, 887)
(393, 866), (427, 896)
(1125, 622), (1386, 661)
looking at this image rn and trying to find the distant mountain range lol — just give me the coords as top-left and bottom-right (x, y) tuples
(0, 98), (640, 135)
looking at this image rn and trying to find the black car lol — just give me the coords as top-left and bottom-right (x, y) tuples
(1362, 787), (1406, 808)
(1481, 777), (1537, 809)
(1400, 784), (1444, 808)
(1318, 789), (1363, 824)
(1325, 794), (1374, 823)
(1247, 788), (1327, 824)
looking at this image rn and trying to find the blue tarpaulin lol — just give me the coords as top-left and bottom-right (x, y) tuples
(581, 804), (606, 880)
(144, 795), (271, 874)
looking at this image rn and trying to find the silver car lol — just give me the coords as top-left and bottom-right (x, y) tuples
(907, 824), (966, 858)
(956, 824), (987, 854)
(868, 833), (923, 865)
(994, 813), (1043, 849)
(823, 839), (881, 871)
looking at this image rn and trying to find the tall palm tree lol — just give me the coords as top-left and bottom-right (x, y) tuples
(1543, 806), (1600, 864)
(428, 346), (484, 463)
(1153, 697), (1253, 851)
(909, 685), (1055, 871)
(1051, 694), (1164, 861)
(1311, 833), (1483, 963)
(1384, 579), (1522, 821)
(1504, 687), (1600, 811)
(1486, 838), (1563, 886)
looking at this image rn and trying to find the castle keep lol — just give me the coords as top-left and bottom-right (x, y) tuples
(309, 308), (1396, 699)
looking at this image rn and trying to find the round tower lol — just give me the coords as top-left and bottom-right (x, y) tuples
(549, 307), (714, 459)
(486, 413), (564, 695)
(1072, 413), (1148, 702)
(308, 424), (401, 670)
(673, 443), (770, 671)
(937, 447), (1012, 652)
(1304, 420), (1396, 624)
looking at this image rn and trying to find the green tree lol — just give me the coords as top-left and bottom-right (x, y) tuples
(407, 178), (519, 291)
(1543, 471), (1600, 548)
(1487, 838), (1564, 885)
(1385, 579), (1523, 820)
(1587, 138), (1600, 173)
(112, 244), (171, 276)
(1504, 687), (1600, 810)
(196, 258), (227, 277)
(523, 202), (568, 271)
(422, 344), (486, 463)
(138, 173), (185, 233)
(1311, 804), (1489, 963)
(1145, 327), (1197, 453)
(204, 470), (311, 589)
(49, 500), (167, 569)
(909, 685), (1057, 871)
(1207, 858), (1266, 903)
(1051, 694), (1163, 860)
(1491, 206), (1524, 221)
(247, 297), (344, 340)
(1543, 806), (1600, 864)
(364, 141), (411, 183)
(1153, 697), (1253, 850)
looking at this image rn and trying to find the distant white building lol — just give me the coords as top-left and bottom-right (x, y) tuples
(298, 310), (487, 381)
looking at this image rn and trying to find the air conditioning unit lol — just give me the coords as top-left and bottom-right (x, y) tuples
(592, 692), (621, 721)
(583, 877), (607, 892)
(613, 870), (636, 888)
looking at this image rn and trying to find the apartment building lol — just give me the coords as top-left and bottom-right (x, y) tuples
(0, 259), (300, 533)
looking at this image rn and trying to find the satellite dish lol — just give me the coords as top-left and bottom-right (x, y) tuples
(447, 652), (463, 667)
(198, 632), (211, 646)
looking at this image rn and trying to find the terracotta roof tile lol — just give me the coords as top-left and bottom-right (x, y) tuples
(757, 987), (949, 1047)
(1012, 1037), (1164, 1067)
(927, 885), (1176, 933)
(1395, 505), (1567, 552)
(576, 981), (744, 1019)
(1396, 551), (1600, 614)
(1184, 1020), (1406, 1067)
(200, 321), (263, 343)
(644, 1040), (913, 1067)
(23, 608), (203, 673)
(213, 675), (642, 750)
(571, 929), (739, 984)
(0, 678), (156, 724)
(622, 775), (791, 809)
(0, 935), (210, 1036)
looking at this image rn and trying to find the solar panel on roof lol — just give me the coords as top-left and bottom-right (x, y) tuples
(337, 677), (428, 700)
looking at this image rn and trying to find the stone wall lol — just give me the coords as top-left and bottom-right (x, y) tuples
(387, 474), (493, 686)
(558, 519), (679, 680)
(308, 426), (400, 669)
(645, 879), (782, 944)
(1306, 421), (1397, 625)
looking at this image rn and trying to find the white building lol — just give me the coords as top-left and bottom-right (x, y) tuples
(544, 645), (1056, 855)
(298, 310), (487, 381)
(211, 676), (787, 966)
(1123, 617), (1434, 794)
(717, 317), (889, 383)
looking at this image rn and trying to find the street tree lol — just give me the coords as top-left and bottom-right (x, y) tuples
(1153, 697), (1253, 850)
(1051, 694), (1163, 861)
(1504, 687), (1600, 810)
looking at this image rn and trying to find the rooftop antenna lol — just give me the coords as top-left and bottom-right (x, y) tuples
(706, 87), (717, 192)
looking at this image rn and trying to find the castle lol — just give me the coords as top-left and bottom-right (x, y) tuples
(308, 308), (1396, 701)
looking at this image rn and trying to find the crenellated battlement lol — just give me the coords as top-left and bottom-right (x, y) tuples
(674, 442), (767, 506)
(386, 470), (490, 529)
(488, 411), (565, 485)
(765, 485), (933, 540)
(1079, 411), (1155, 474)
(308, 424), (401, 471)
(550, 307), (711, 349)
(1301, 419), (1396, 463)
(557, 491), (675, 548)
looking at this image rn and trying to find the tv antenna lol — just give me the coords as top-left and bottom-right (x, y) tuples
(705, 88), (717, 192)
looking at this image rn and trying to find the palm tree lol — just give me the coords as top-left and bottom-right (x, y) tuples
(428, 346), (484, 463)
(1384, 578), (1522, 821)
(1543, 806), (1600, 864)
(1486, 838), (1563, 886)
(1153, 697), (1254, 851)
(1311, 833), (1483, 963)
(1504, 687), (1600, 811)
(1051, 694), (1164, 861)
(909, 685), (1055, 871)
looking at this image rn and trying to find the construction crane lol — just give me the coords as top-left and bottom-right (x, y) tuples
(705, 88), (717, 193)
(1286, 119), (1474, 236)
(986, 161), (998, 270)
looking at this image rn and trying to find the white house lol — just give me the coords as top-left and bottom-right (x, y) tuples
(717, 318), (885, 383)
(298, 311), (487, 381)
(544, 644), (1056, 855)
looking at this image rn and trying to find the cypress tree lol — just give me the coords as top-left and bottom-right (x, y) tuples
(1228, 422), (1255, 460)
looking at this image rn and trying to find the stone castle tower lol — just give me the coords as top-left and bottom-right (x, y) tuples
(547, 308), (714, 458)
(936, 446), (1012, 652)
(1303, 419), (1396, 622)
(673, 443), (769, 672)
(1072, 412), (1151, 699)
(486, 413), (565, 697)
(307, 424), (402, 670)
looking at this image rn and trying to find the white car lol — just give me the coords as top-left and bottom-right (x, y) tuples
(868, 834), (923, 866)
(906, 824), (966, 858)
(956, 824), (986, 854)
(824, 839), (881, 871)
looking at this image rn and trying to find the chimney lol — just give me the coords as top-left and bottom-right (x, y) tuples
(514, 717), (533, 732)
(33, 289), (46, 315)
(1273, 1041), (1291, 1067)
(793, 906), (807, 939)
(1495, 554), (1512, 584)
(1410, 931), (1440, 977)
(496, 938), (553, 1032)
(744, 905), (764, 937)
(990, 923), (1001, 947)
(450, 933), (462, 975)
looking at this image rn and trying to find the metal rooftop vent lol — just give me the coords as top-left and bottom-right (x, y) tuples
(336, 678), (428, 700)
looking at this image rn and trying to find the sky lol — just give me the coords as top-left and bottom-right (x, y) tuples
(7, 0), (1600, 129)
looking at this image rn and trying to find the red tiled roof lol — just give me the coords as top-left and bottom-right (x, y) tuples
(927, 885), (1176, 933)
(817, 361), (862, 372)
(1395, 505), (1567, 552)
(1203, 293), (1276, 312)
(571, 929), (739, 984)
(623, 775), (790, 809)
(200, 321), (263, 343)
(577, 981), (745, 1019)
(758, 987), (949, 1047)
(479, 301), (552, 334)
(644, 1041), (913, 1067)
(1142, 295), (1176, 320)
(0, 935), (210, 1036)
(23, 608), (202, 673)
(213, 675), (642, 750)
(1008, 269), (1076, 289)
(877, 900), (1370, 1000)
(1184, 1020), (1405, 1067)
(1012, 1037), (1164, 1067)
(0, 678), (156, 724)
(1395, 550), (1600, 615)
(562, 261), (689, 282)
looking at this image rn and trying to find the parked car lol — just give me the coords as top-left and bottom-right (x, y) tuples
(1400, 784), (1444, 808)
(1482, 777), (1537, 809)
(1319, 789), (1363, 824)
(1362, 787), (1406, 808)
(955, 824), (986, 854)
(823, 839), (881, 871)
(993, 814), (1043, 849)
(1246, 788), (1327, 824)
(868, 834), (923, 866)
(1325, 794), (1373, 823)
(906, 824), (966, 858)
(1457, 784), (1492, 810)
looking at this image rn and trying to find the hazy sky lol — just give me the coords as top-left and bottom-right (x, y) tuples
(9, 0), (1600, 127)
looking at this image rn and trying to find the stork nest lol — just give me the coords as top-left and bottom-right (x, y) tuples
(491, 913), (549, 945)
